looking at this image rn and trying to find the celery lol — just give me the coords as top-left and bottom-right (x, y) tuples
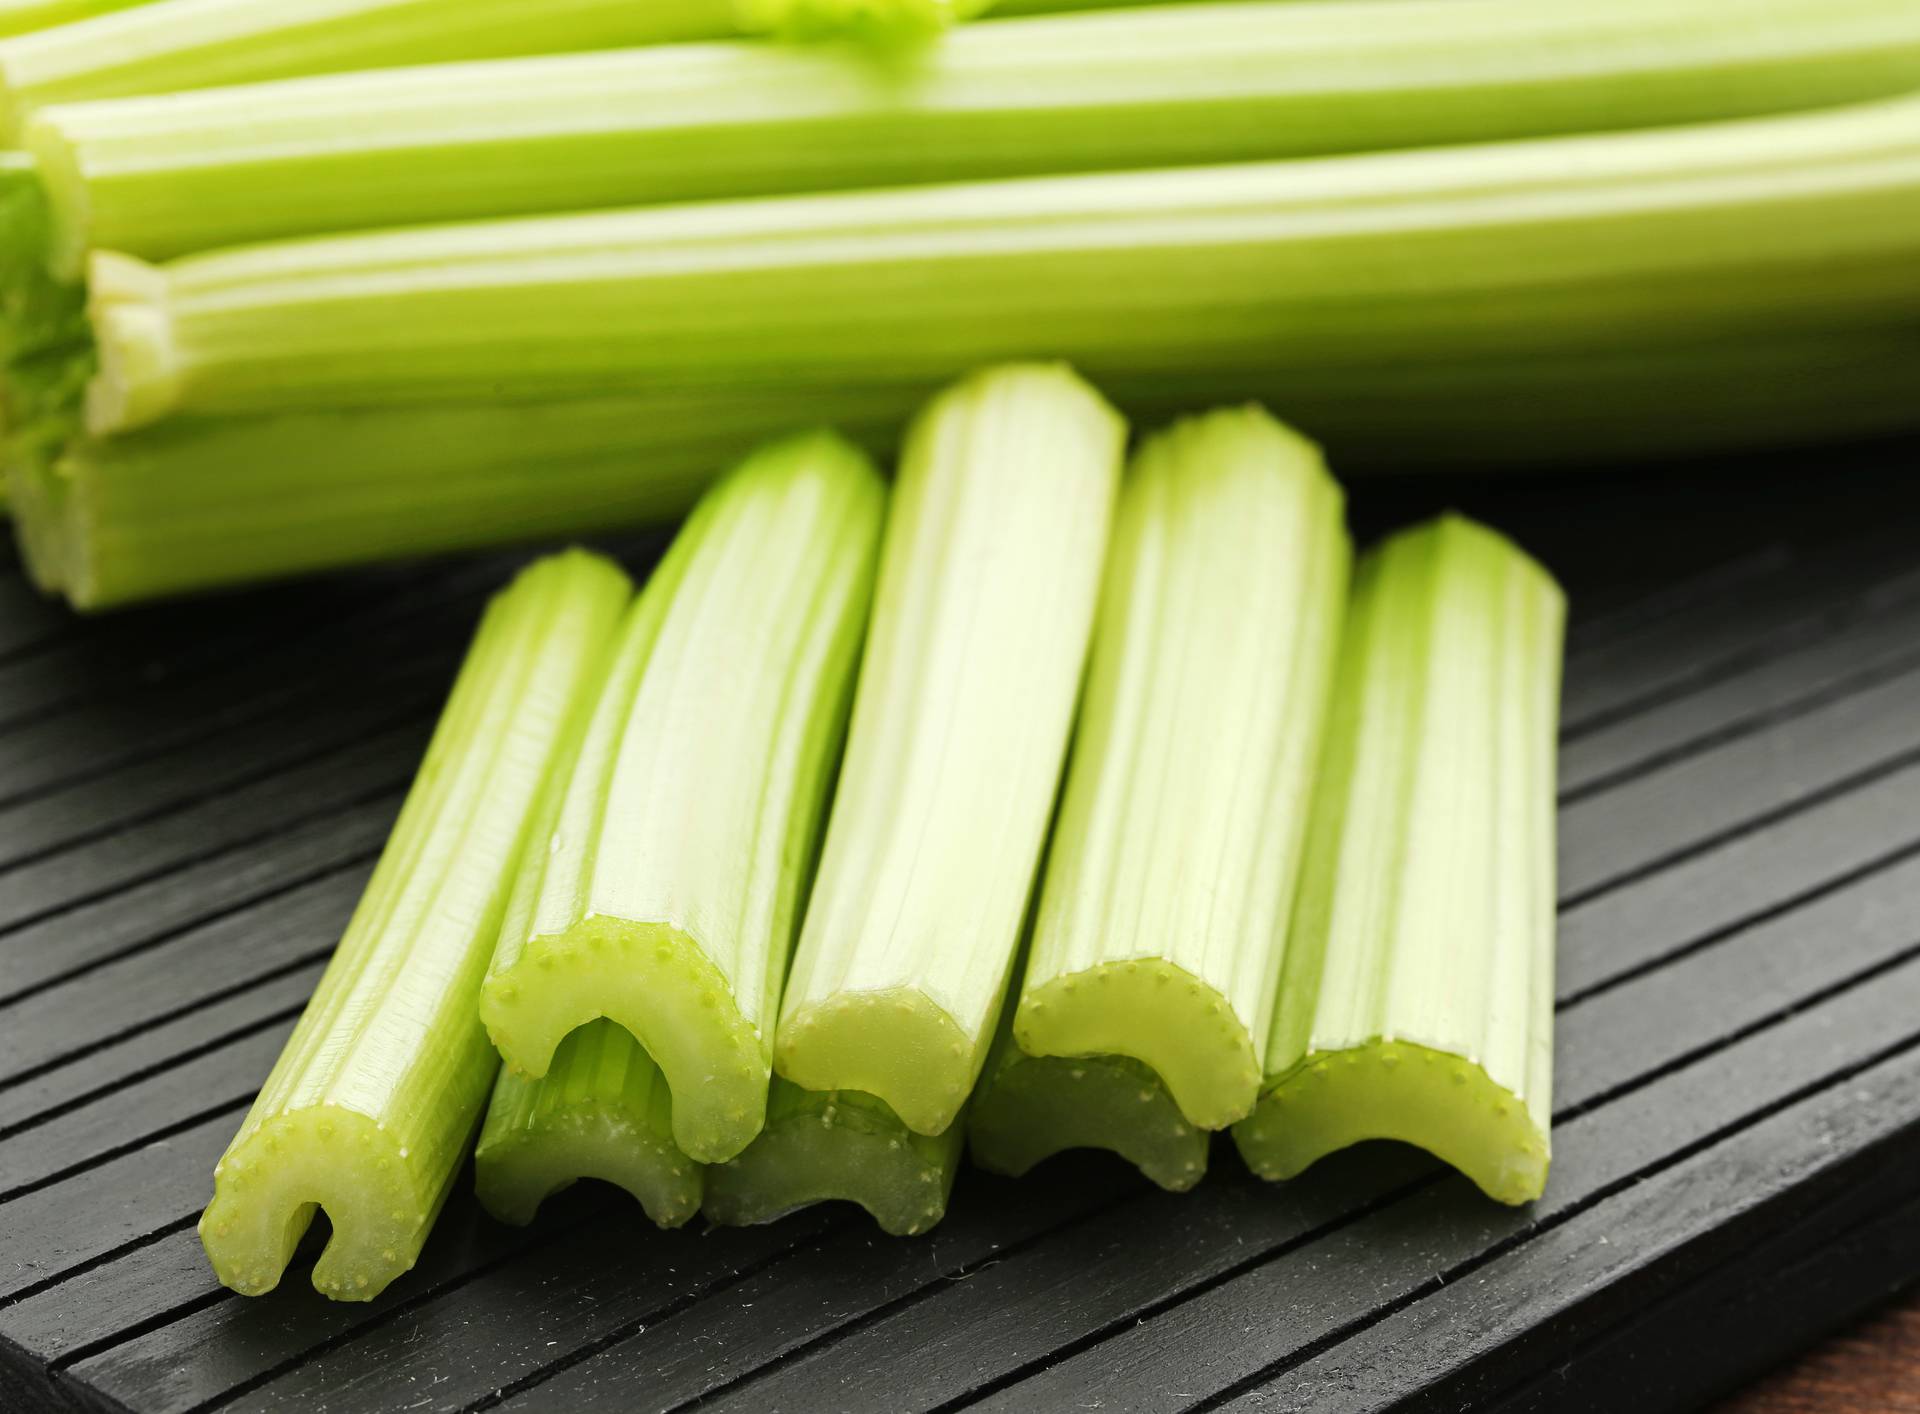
(1011, 407), (1349, 1132)
(79, 93), (1920, 438)
(774, 365), (1123, 1138)
(735, 0), (991, 40)
(703, 1080), (963, 1237)
(0, 0), (736, 137)
(475, 1020), (702, 1230)
(0, 0), (155, 39)
(27, 0), (1920, 274)
(481, 432), (885, 1165)
(19, 323), (1920, 611)
(198, 551), (632, 1299)
(969, 1001), (1207, 1193)
(1233, 517), (1564, 1207)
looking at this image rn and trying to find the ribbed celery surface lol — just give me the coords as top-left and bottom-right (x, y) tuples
(198, 551), (632, 1300)
(1012, 408), (1349, 1132)
(773, 366), (1122, 1138)
(969, 1007), (1207, 1193)
(80, 94), (1920, 438)
(28, 0), (1920, 273)
(0, 0), (733, 136)
(481, 433), (885, 1165)
(1233, 517), (1564, 1207)
(704, 1081), (964, 1237)
(476, 1020), (702, 1229)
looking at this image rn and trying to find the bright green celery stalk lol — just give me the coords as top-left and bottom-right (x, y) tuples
(774, 364), (1124, 1138)
(199, 550), (633, 1299)
(475, 1020), (702, 1229)
(1233, 516), (1564, 1206)
(1011, 407), (1349, 1131)
(0, 0), (736, 138)
(18, 324), (1920, 612)
(481, 431), (886, 1165)
(704, 1080), (964, 1237)
(26, 0), (1920, 276)
(0, 0), (154, 39)
(968, 980), (1208, 1193)
(76, 93), (1920, 438)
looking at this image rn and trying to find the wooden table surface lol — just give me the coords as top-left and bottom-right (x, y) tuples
(1725, 1288), (1920, 1414)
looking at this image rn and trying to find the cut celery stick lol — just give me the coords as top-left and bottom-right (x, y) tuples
(1233, 516), (1565, 1206)
(704, 1080), (963, 1237)
(774, 364), (1123, 1138)
(1011, 407), (1349, 1131)
(735, 0), (992, 39)
(475, 1020), (702, 1229)
(0, 0), (736, 137)
(481, 431), (886, 1165)
(969, 998), (1207, 1193)
(18, 322), (1920, 612)
(0, 0), (154, 39)
(78, 92), (1920, 437)
(27, 0), (1920, 274)
(198, 550), (632, 1300)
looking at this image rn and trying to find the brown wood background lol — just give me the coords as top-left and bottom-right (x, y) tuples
(1724, 1289), (1920, 1414)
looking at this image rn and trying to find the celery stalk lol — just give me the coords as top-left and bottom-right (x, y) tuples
(475, 1020), (702, 1230)
(703, 1080), (963, 1237)
(27, 0), (1920, 274)
(0, 0), (155, 39)
(198, 550), (633, 1299)
(774, 365), (1123, 1138)
(1233, 517), (1564, 1207)
(17, 323), (1920, 612)
(1011, 407), (1349, 1131)
(78, 93), (1920, 438)
(0, 0), (736, 137)
(481, 432), (885, 1165)
(969, 998), (1207, 1193)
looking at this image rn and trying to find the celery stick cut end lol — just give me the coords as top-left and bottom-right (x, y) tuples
(481, 919), (769, 1164)
(705, 1085), (962, 1237)
(199, 1107), (436, 1302)
(475, 1113), (702, 1230)
(774, 986), (977, 1137)
(1232, 1040), (1550, 1207)
(1014, 959), (1260, 1131)
(969, 1051), (1208, 1193)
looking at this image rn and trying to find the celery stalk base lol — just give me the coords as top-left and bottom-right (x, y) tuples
(704, 1081), (963, 1237)
(1014, 961), (1260, 1133)
(1233, 1041), (1549, 1206)
(969, 1049), (1207, 1193)
(483, 921), (769, 1168)
(475, 1020), (701, 1229)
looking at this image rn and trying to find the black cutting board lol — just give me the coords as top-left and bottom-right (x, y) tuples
(0, 446), (1917, 1414)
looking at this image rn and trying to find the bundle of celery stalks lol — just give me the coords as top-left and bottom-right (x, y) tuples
(200, 362), (1565, 1301)
(0, 0), (1915, 608)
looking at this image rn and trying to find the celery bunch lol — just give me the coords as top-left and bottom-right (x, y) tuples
(26, 0), (1920, 272)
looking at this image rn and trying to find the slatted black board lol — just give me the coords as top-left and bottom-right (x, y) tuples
(2, 446), (1918, 1414)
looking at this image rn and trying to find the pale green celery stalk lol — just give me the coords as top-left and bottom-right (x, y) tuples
(1012, 407), (1349, 1131)
(0, 0), (736, 138)
(78, 93), (1920, 438)
(0, 0), (154, 39)
(735, 0), (991, 40)
(968, 982), (1207, 1193)
(1233, 517), (1564, 1207)
(20, 322), (1920, 613)
(199, 551), (632, 1299)
(475, 1020), (702, 1229)
(704, 1080), (963, 1236)
(480, 432), (886, 1165)
(10, 385), (903, 609)
(774, 364), (1124, 1138)
(28, 0), (1920, 276)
